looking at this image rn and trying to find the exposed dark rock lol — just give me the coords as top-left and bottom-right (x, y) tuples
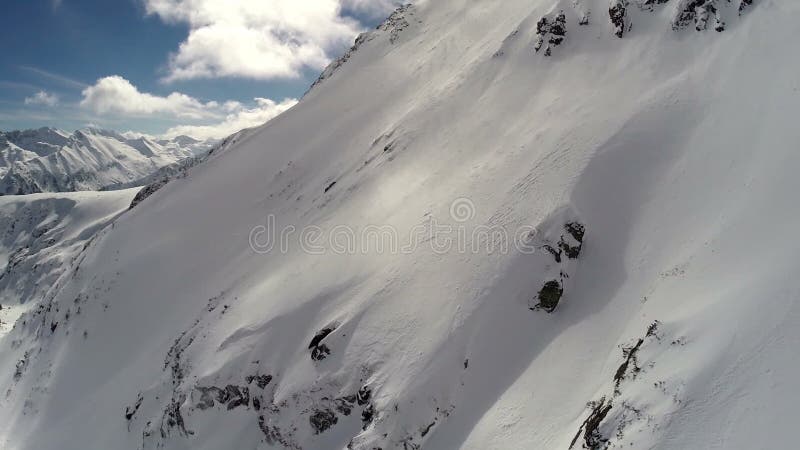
(307, 5), (415, 93)
(224, 385), (250, 410)
(142, 420), (153, 440)
(258, 415), (298, 449)
(335, 396), (356, 416)
(400, 436), (421, 450)
(161, 396), (189, 438)
(195, 386), (223, 410)
(129, 179), (169, 210)
(549, 12), (567, 43)
(307, 33), (373, 93)
(536, 17), (549, 36)
(309, 409), (338, 434)
(570, 397), (614, 449)
(543, 244), (562, 263)
(381, 4), (414, 44)
(646, 320), (660, 338)
(164, 321), (198, 386)
(361, 403), (376, 430)
(257, 415), (269, 435)
(14, 353), (30, 381)
(565, 222), (585, 243)
(532, 222), (584, 312)
(194, 384), (250, 410)
(642, 0), (671, 7)
(558, 237), (581, 259)
(333, 387), (373, 418)
(420, 421), (436, 437)
(609, 0), (627, 38)
(31, 225), (51, 239)
(309, 327), (336, 361)
(245, 374), (273, 389)
(569, 322), (663, 449)
(311, 344), (331, 361)
(673, 0), (725, 32)
(614, 321), (658, 394)
(534, 280), (563, 313)
(534, 11), (567, 55)
(614, 339), (645, 394)
(125, 394), (144, 421)
(356, 386), (372, 405)
(194, 390), (215, 410)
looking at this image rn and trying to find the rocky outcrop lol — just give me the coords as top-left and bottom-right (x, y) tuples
(309, 326), (336, 361)
(532, 220), (586, 313)
(534, 11), (568, 56)
(673, 0), (726, 32)
(307, 4), (417, 93)
(570, 322), (666, 449)
(609, 0), (628, 38)
(601, 0), (757, 41)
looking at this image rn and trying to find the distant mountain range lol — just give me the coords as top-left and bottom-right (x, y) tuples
(0, 127), (217, 195)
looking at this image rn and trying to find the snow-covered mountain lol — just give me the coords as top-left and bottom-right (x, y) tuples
(1, 1), (799, 449)
(0, 189), (139, 336)
(0, 127), (216, 195)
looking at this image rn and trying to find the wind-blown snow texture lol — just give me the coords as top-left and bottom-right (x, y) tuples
(0, 128), (216, 195)
(2, 0), (799, 449)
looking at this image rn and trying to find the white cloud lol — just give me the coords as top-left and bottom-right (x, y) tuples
(163, 97), (297, 140)
(80, 75), (219, 119)
(143, 0), (402, 82)
(340, 0), (402, 20)
(24, 90), (59, 107)
(79, 75), (296, 140)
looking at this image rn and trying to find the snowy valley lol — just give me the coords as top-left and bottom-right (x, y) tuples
(1, 0), (799, 449)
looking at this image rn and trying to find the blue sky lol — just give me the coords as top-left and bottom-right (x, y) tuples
(0, 0), (398, 138)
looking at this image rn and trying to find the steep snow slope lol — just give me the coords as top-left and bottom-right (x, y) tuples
(0, 128), (71, 160)
(1, 1), (799, 449)
(115, 129), (252, 206)
(0, 128), (216, 194)
(0, 189), (138, 336)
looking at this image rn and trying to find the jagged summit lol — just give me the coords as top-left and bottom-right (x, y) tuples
(0, 127), (217, 194)
(313, 0), (760, 84)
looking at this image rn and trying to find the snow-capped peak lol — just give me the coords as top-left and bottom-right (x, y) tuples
(0, 127), (218, 194)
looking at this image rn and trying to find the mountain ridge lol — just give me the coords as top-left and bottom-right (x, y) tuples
(0, 127), (217, 195)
